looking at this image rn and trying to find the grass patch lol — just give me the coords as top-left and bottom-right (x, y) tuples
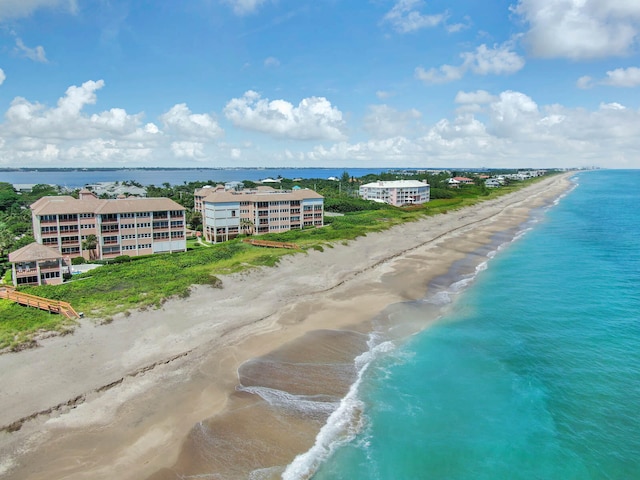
(0, 301), (76, 351)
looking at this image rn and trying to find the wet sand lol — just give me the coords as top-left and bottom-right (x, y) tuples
(0, 173), (574, 479)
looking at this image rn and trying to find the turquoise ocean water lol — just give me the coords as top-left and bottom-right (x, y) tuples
(285, 170), (640, 480)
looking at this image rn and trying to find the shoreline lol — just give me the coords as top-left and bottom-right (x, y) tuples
(0, 174), (574, 479)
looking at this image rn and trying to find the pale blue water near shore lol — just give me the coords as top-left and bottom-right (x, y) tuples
(286, 170), (640, 480)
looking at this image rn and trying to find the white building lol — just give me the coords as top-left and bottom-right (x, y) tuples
(359, 180), (430, 207)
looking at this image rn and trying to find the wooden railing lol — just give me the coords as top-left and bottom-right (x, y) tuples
(242, 238), (300, 249)
(0, 286), (81, 319)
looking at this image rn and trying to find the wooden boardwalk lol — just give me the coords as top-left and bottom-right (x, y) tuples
(242, 238), (300, 250)
(0, 286), (81, 319)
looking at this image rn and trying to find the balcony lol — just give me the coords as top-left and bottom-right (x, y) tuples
(40, 263), (61, 272)
(15, 266), (37, 275)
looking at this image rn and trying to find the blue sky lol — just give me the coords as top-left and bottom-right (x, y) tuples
(1, 0), (640, 169)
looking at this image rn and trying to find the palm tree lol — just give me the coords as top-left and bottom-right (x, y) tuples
(82, 234), (98, 260)
(239, 218), (254, 236)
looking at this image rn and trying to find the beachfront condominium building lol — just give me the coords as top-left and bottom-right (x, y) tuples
(30, 189), (186, 261)
(194, 186), (324, 243)
(359, 180), (430, 207)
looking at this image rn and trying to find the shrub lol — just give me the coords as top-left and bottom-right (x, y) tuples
(71, 256), (86, 265)
(112, 255), (132, 264)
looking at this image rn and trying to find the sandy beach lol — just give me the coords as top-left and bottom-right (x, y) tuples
(0, 173), (574, 479)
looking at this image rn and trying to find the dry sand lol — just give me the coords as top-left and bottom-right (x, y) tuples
(0, 173), (574, 479)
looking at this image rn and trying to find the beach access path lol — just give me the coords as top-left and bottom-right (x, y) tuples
(0, 173), (574, 479)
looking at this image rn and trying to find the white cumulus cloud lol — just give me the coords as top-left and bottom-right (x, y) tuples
(602, 67), (640, 87)
(577, 67), (640, 88)
(513, 0), (640, 59)
(5, 79), (107, 139)
(303, 89), (640, 169)
(577, 75), (595, 89)
(363, 104), (421, 139)
(416, 42), (524, 84)
(383, 0), (447, 33)
(0, 68), (5, 86)
(170, 141), (205, 159)
(455, 90), (497, 104)
(160, 104), (223, 140)
(0, 80), (192, 166)
(415, 64), (465, 84)
(224, 90), (346, 141)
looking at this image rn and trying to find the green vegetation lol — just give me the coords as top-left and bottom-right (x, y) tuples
(0, 171), (556, 351)
(0, 182), (60, 279)
(0, 301), (76, 351)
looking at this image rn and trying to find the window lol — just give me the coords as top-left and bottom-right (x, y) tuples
(17, 276), (38, 285)
(41, 271), (61, 279)
(61, 236), (78, 245)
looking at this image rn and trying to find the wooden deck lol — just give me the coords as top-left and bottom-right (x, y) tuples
(0, 286), (81, 319)
(242, 238), (300, 250)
